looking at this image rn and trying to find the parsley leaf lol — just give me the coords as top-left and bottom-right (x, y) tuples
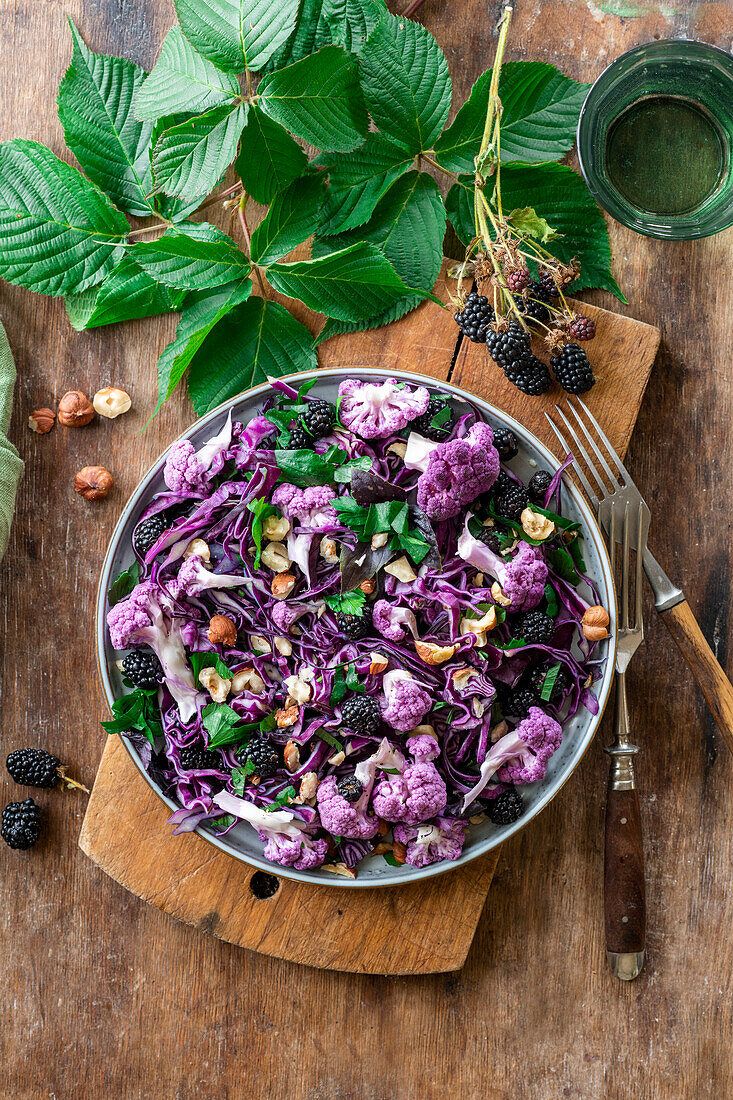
(107, 561), (140, 608)
(325, 589), (367, 616)
(540, 662), (562, 702)
(189, 651), (233, 681)
(264, 785), (297, 811)
(202, 701), (246, 748)
(101, 686), (162, 746)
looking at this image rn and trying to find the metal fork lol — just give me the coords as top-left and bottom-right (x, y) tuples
(546, 399), (733, 758)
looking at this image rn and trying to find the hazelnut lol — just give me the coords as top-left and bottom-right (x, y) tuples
(93, 386), (131, 419)
(409, 723), (438, 740)
(284, 673), (312, 705)
(491, 720), (509, 743)
(74, 465), (113, 501)
(471, 572), (484, 588)
(230, 667), (266, 695)
(520, 507), (555, 541)
(387, 441), (407, 459)
(207, 614), (237, 647)
(271, 572), (295, 599)
(263, 513), (290, 541)
(297, 772), (319, 802)
(415, 640), (456, 665)
(261, 541), (290, 572)
(276, 704), (299, 728)
(198, 666), (231, 703)
(274, 636), (293, 656)
(582, 604), (610, 641)
(319, 536), (339, 563)
(391, 841), (407, 864)
(469, 813), (486, 825)
(491, 581), (512, 607)
(373, 841), (394, 856)
(452, 666), (480, 692)
(384, 556), (417, 583)
(327, 750), (346, 766)
(249, 634), (271, 654)
(459, 607), (498, 646)
(377, 819), (390, 836)
(58, 391), (94, 427)
(28, 408), (55, 434)
(359, 578), (376, 595)
(323, 862), (356, 879)
(284, 740), (300, 773)
(369, 651), (389, 675)
(183, 538), (210, 562)
(371, 532), (389, 550)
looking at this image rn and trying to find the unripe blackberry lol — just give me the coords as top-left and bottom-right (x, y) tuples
(505, 265), (530, 292)
(568, 314), (597, 341)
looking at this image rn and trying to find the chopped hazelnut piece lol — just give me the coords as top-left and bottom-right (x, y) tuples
(198, 666), (231, 703)
(271, 572), (295, 599)
(384, 556), (417, 583)
(183, 538), (210, 562)
(28, 408), (55, 434)
(283, 740), (300, 773)
(261, 541), (290, 572)
(415, 640), (456, 665)
(520, 507), (555, 541)
(276, 704), (299, 728)
(263, 513), (290, 541)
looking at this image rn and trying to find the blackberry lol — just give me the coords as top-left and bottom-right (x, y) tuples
(336, 606), (372, 640)
(340, 694), (381, 737)
(502, 354), (551, 396)
(477, 526), (503, 553)
(517, 290), (550, 325)
(528, 470), (553, 504)
(241, 737), (280, 781)
(180, 745), (220, 772)
(568, 314), (597, 342)
(6, 748), (61, 789)
(505, 688), (540, 718)
(486, 787), (524, 825)
(486, 322), (532, 367)
(337, 774), (364, 803)
(122, 650), (162, 689)
(537, 269), (560, 299)
(494, 482), (529, 521)
(412, 398), (453, 442)
(514, 609), (556, 645)
(301, 399), (337, 439)
(287, 426), (311, 449)
(454, 292), (494, 343)
(526, 663), (570, 705)
(550, 343), (595, 395)
(491, 426), (519, 462)
(505, 266), (530, 292)
(2, 798), (41, 850)
(490, 469), (515, 499)
(134, 514), (168, 559)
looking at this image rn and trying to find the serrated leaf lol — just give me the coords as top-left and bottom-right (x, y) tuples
(323, 0), (386, 53)
(175, 0), (299, 73)
(434, 62), (589, 175)
(153, 277), (252, 413)
(267, 241), (417, 323)
(507, 206), (559, 242)
(258, 45), (367, 153)
(0, 139), (128, 296)
(316, 133), (413, 234)
(134, 25), (241, 121)
(64, 255), (186, 330)
(314, 292), (421, 343)
(359, 14), (451, 153)
(131, 222), (250, 290)
(234, 106), (308, 205)
(149, 114), (210, 221)
(152, 101), (247, 200)
(57, 21), (155, 217)
(187, 297), (317, 414)
(250, 175), (324, 266)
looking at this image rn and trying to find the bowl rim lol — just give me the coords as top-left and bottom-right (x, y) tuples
(96, 367), (617, 888)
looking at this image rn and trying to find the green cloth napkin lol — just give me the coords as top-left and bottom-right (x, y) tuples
(0, 323), (23, 560)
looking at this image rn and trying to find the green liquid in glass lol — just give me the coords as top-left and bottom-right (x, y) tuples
(606, 96), (728, 216)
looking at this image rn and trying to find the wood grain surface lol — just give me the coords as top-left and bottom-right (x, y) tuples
(1, 2), (731, 1098)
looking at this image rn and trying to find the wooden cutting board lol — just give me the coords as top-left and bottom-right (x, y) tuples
(79, 267), (660, 974)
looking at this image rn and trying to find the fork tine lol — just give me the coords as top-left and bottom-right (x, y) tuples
(565, 401), (621, 491)
(552, 405), (608, 501)
(573, 397), (633, 485)
(635, 500), (644, 635)
(621, 500), (630, 632)
(544, 413), (600, 506)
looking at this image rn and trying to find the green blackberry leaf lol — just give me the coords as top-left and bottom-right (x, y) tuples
(131, 222), (250, 290)
(153, 276), (253, 414)
(134, 26), (241, 120)
(250, 175), (325, 266)
(258, 45), (367, 153)
(323, 0), (386, 54)
(152, 101), (248, 200)
(315, 134), (413, 235)
(64, 255), (185, 331)
(266, 0), (333, 69)
(434, 62), (589, 174)
(187, 297), (317, 414)
(57, 21), (155, 217)
(234, 106), (308, 205)
(0, 139), (128, 296)
(174, 0), (299, 73)
(359, 14), (451, 154)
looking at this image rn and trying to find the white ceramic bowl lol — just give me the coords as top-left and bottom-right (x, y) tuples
(96, 368), (616, 887)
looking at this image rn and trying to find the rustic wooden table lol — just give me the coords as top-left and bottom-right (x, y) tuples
(1, 2), (731, 1097)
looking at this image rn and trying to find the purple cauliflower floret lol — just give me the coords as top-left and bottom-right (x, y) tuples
(317, 776), (380, 840)
(393, 816), (467, 867)
(416, 422), (500, 521)
(380, 669), (432, 732)
(458, 522), (548, 611)
(271, 600), (322, 634)
(163, 413), (233, 492)
(373, 600), (419, 643)
(212, 790), (327, 869)
(461, 706), (563, 810)
(107, 581), (198, 721)
(260, 832), (329, 870)
(169, 555), (246, 599)
(406, 733), (439, 762)
(338, 377), (430, 439)
(272, 483), (337, 529)
(372, 761), (447, 825)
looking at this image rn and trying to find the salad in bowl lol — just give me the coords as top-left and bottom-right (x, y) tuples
(99, 370), (614, 885)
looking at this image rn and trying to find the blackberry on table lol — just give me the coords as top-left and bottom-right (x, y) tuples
(301, 399), (337, 439)
(180, 745), (221, 772)
(336, 774), (364, 803)
(240, 737), (280, 781)
(491, 426), (519, 462)
(528, 470), (553, 504)
(526, 663), (571, 705)
(505, 688), (540, 718)
(2, 798), (41, 850)
(494, 482), (529, 521)
(486, 787), (524, 825)
(502, 354), (551, 396)
(551, 343), (595, 395)
(6, 748), (60, 789)
(568, 314), (597, 342)
(122, 650), (162, 689)
(341, 694), (381, 737)
(486, 322), (532, 368)
(287, 426), (311, 449)
(454, 292), (494, 343)
(133, 514), (168, 559)
(336, 606), (373, 640)
(412, 398), (453, 441)
(477, 526), (503, 553)
(514, 610), (556, 645)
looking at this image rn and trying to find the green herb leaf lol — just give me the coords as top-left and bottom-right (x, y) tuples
(540, 662), (562, 702)
(325, 589), (367, 616)
(506, 206), (559, 243)
(235, 105), (309, 205)
(152, 101), (248, 200)
(529, 503), (580, 532)
(131, 222), (250, 290)
(250, 175), (325, 265)
(0, 139), (128, 297)
(175, 0), (299, 73)
(64, 255), (186, 331)
(264, 785), (297, 811)
(231, 763), (254, 794)
(107, 561), (140, 608)
(202, 701), (246, 748)
(209, 813), (236, 830)
(382, 851), (400, 866)
(544, 582), (559, 618)
(547, 545), (581, 584)
(276, 447), (346, 487)
(249, 496), (280, 568)
(315, 133), (413, 234)
(359, 14), (451, 153)
(101, 687), (162, 746)
(189, 651), (234, 681)
(58, 20), (155, 217)
(566, 533), (587, 575)
(258, 45), (367, 153)
(316, 728), (344, 751)
(330, 665), (347, 706)
(345, 661), (364, 692)
(134, 25), (241, 120)
(187, 297), (317, 415)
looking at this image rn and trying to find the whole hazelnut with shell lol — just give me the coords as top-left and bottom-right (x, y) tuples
(207, 614), (237, 648)
(28, 408), (55, 434)
(74, 466), (113, 501)
(58, 391), (95, 427)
